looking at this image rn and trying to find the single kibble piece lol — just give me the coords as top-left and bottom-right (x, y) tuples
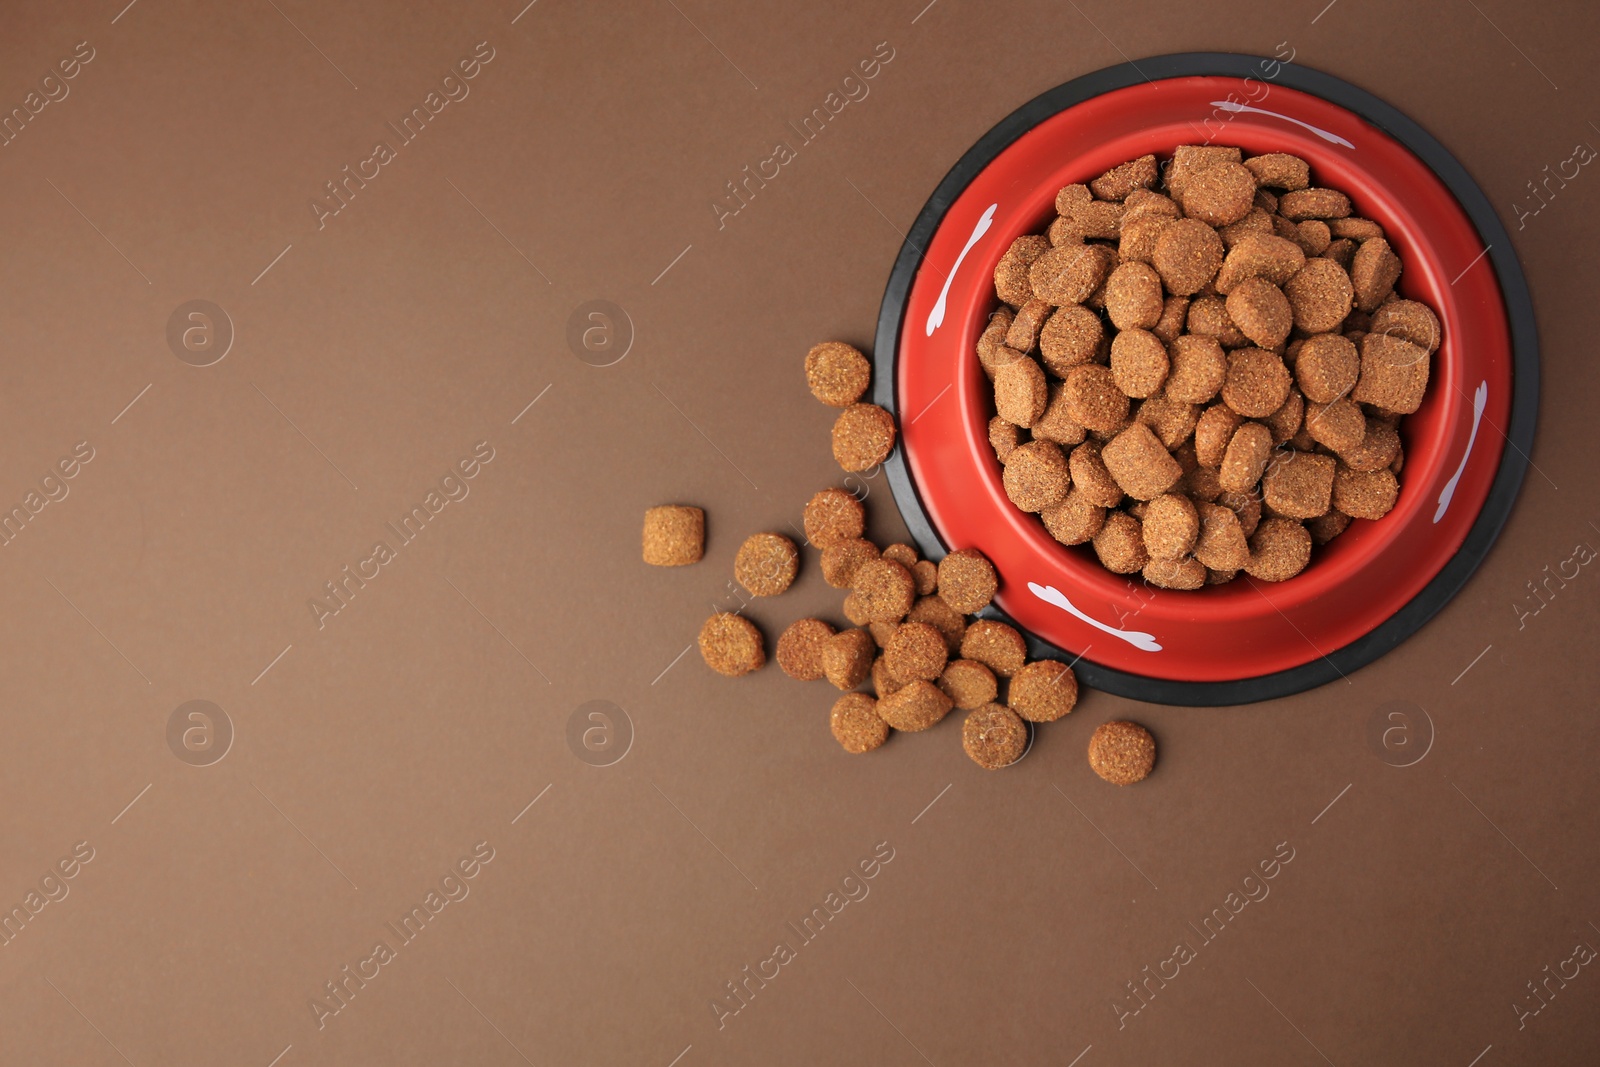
(1008, 659), (1079, 722)
(1166, 144), (1242, 200)
(852, 558), (916, 623)
(1350, 237), (1402, 312)
(1351, 332), (1430, 414)
(1120, 213), (1175, 265)
(989, 416), (1024, 463)
(906, 594), (966, 654)
(1323, 237), (1357, 269)
(912, 559), (939, 596)
(1370, 299), (1441, 353)
(830, 693), (889, 753)
(1101, 422), (1182, 501)
(842, 591), (872, 627)
(1194, 403), (1243, 467)
(994, 356), (1049, 427)
(1220, 207), (1274, 249)
(1307, 509), (1352, 545)
(1294, 333), (1360, 404)
(1041, 489), (1107, 545)
(1221, 348), (1292, 418)
(1144, 555), (1206, 590)
(1092, 510), (1149, 573)
(883, 621), (949, 683)
(832, 403), (897, 472)
(822, 628), (876, 690)
(1142, 493), (1199, 560)
(1244, 152), (1310, 190)
(1261, 450), (1337, 519)
(1002, 440), (1072, 512)
(976, 307), (1015, 378)
(868, 620), (898, 649)
(820, 537), (879, 588)
(1304, 397), (1367, 453)
(1039, 305), (1105, 374)
(1069, 441), (1124, 507)
(1054, 185), (1124, 240)
(881, 543), (918, 571)
(1032, 243), (1117, 305)
(1090, 153), (1159, 200)
(1331, 217), (1384, 240)
(1104, 261), (1166, 330)
(1293, 219), (1332, 256)
(1338, 419), (1401, 472)
(776, 618), (836, 681)
(871, 655), (901, 699)
(960, 619), (1028, 678)
(1035, 382), (1093, 447)
(937, 658), (998, 710)
(805, 342), (872, 407)
(734, 533), (798, 596)
(1333, 466), (1400, 520)
(981, 342), (1027, 383)
(1219, 421), (1274, 492)
(1088, 721), (1157, 785)
(698, 613), (765, 677)
(1215, 234), (1307, 293)
(877, 679), (954, 732)
(994, 234), (1050, 304)
(1062, 365), (1132, 434)
(1187, 294), (1249, 348)
(1004, 298), (1052, 352)
(1225, 278), (1293, 349)
(1184, 464), (1223, 502)
(1153, 294), (1189, 343)
(1179, 160), (1257, 226)
(804, 488), (865, 549)
(1284, 258), (1355, 333)
(937, 548), (998, 614)
(1110, 329), (1170, 398)
(1245, 517), (1312, 582)
(963, 703), (1030, 770)
(1217, 488), (1262, 539)
(1124, 187), (1182, 221)
(1161, 335), (1226, 405)
(1265, 388), (1304, 444)
(642, 505), (705, 567)
(1192, 502), (1249, 571)
(1152, 218), (1226, 295)
(1279, 187), (1352, 220)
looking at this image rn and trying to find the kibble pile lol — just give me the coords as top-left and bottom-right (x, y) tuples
(983, 146), (1441, 588)
(640, 340), (1158, 784)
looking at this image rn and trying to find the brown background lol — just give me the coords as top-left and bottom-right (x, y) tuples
(0, 0), (1596, 1064)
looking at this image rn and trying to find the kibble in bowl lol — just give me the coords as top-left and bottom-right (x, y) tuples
(881, 64), (1528, 696)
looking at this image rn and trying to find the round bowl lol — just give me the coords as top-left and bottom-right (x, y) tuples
(872, 53), (1537, 705)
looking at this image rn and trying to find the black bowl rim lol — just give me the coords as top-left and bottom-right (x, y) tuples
(870, 51), (1539, 707)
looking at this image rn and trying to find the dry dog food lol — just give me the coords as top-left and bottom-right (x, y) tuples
(698, 613), (765, 677)
(803, 488), (865, 548)
(832, 403), (897, 472)
(806, 342), (872, 407)
(693, 340), (1121, 779)
(776, 618), (836, 681)
(1087, 720), (1157, 785)
(983, 147), (1440, 585)
(831, 692), (889, 753)
(962, 703), (1030, 769)
(734, 533), (799, 596)
(642, 505), (705, 567)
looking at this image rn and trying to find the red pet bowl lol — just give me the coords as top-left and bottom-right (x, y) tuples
(873, 54), (1538, 705)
